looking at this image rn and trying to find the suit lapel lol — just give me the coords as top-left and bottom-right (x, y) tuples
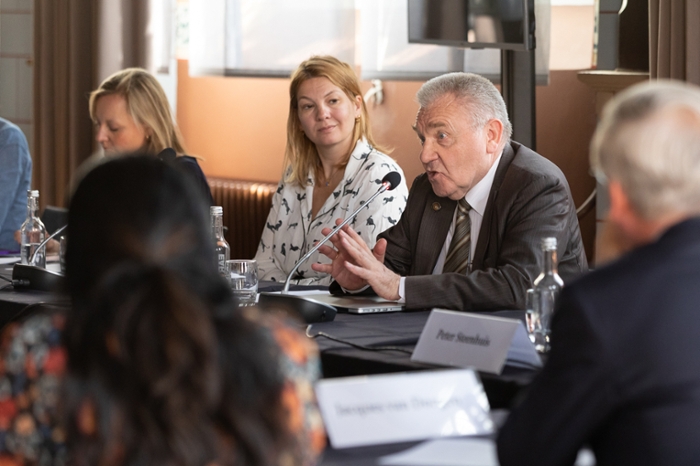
(414, 188), (456, 274)
(472, 143), (515, 269)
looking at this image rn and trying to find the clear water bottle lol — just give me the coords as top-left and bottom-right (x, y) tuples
(526, 237), (564, 353)
(20, 190), (47, 268)
(211, 206), (230, 280)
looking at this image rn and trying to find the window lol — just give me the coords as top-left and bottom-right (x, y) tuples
(188, 0), (550, 82)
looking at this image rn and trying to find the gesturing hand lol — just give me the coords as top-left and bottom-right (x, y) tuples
(311, 220), (371, 290)
(312, 219), (400, 300)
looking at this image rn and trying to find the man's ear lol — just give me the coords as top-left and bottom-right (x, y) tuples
(485, 119), (503, 154)
(607, 180), (631, 224)
(606, 179), (643, 250)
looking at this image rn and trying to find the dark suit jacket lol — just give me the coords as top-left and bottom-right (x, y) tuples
(378, 141), (587, 311)
(497, 217), (700, 466)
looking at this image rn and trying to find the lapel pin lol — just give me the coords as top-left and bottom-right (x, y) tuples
(432, 202), (441, 211)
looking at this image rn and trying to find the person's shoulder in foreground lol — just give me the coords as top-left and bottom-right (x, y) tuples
(497, 80), (700, 466)
(0, 308), (67, 465)
(243, 308), (326, 464)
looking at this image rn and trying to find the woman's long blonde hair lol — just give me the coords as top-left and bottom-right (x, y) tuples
(89, 68), (187, 155)
(285, 56), (384, 187)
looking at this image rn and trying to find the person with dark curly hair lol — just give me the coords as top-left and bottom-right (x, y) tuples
(0, 155), (324, 466)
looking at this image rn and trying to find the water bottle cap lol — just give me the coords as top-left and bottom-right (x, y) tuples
(210, 206), (223, 215)
(541, 237), (557, 250)
(28, 190), (39, 198)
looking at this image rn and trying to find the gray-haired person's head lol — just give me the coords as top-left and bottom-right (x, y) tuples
(416, 72), (513, 142)
(590, 80), (700, 220)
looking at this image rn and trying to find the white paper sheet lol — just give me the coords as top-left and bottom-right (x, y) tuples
(379, 438), (497, 466)
(316, 370), (492, 448)
(379, 438), (596, 466)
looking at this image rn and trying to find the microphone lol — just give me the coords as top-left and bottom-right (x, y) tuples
(13, 224), (67, 292)
(257, 171), (402, 324)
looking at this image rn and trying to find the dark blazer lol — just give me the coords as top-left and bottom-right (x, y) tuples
(497, 217), (700, 466)
(378, 141), (587, 311)
(158, 148), (214, 206)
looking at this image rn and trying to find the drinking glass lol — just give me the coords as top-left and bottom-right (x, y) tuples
(226, 259), (258, 306)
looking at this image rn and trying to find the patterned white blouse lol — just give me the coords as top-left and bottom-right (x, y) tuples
(255, 139), (408, 286)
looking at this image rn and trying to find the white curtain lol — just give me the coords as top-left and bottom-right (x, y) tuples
(189, 0), (550, 82)
(97, 0), (178, 110)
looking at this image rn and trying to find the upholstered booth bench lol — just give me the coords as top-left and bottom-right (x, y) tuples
(208, 178), (277, 260)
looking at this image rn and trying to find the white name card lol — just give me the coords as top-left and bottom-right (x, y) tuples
(315, 369), (493, 448)
(411, 309), (541, 374)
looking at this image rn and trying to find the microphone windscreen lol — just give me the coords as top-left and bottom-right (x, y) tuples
(382, 171), (402, 191)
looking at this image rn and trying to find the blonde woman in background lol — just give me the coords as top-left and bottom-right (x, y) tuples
(255, 55), (408, 286)
(14, 68), (215, 250)
(89, 67), (214, 204)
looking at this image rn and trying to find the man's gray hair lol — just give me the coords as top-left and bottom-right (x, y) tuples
(416, 72), (513, 142)
(591, 80), (700, 219)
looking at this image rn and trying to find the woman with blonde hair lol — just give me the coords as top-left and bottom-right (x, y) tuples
(89, 67), (213, 204)
(255, 55), (408, 285)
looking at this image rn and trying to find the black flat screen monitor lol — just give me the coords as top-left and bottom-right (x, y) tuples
(408, 0), (535, 51)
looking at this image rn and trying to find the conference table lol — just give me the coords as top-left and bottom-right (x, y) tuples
(308, 310), (537, 408)
(307, 310), (537, 465)
(0, 265), (541, 465)
(0, 261), (70, 324)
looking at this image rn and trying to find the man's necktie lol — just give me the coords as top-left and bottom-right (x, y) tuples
(443, 199), (472, 274)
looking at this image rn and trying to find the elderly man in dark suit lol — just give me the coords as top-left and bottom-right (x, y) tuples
(312, 72), (587, 311)
(497, 80), (700, 465)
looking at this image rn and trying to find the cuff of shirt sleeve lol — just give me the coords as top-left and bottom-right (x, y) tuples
(397, 277), (406, 304)
(341, 284), (371, 294)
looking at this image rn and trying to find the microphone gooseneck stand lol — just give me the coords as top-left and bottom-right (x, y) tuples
(12, 225), (67, 292)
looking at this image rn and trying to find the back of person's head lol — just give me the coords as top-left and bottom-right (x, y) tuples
(590, 80), (700, 220)
(285, 55), (381, 186)
(416, 72), (513, 143)
(63, 155), (292, 466)
(89, 68), (186, 155)
(65, 154), (215, 308)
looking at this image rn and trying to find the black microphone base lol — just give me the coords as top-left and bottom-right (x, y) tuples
(12, 264), (65, 292)
(257, 292), (337, 323)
